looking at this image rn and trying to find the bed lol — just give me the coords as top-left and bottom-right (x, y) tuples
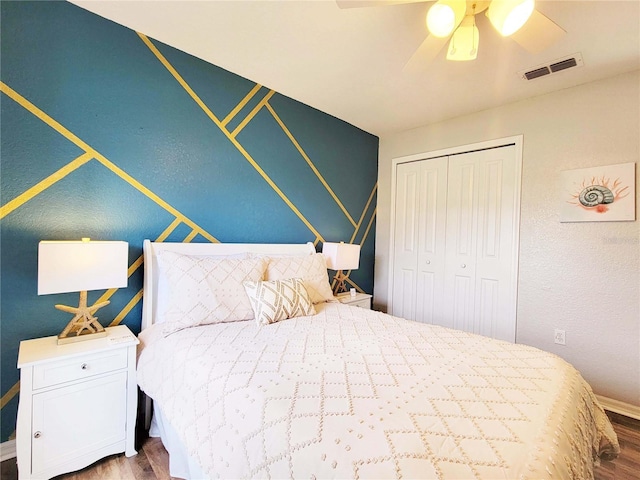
(136, 240), (619, 479)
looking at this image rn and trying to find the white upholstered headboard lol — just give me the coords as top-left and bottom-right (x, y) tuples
(141, 239), (316, 331)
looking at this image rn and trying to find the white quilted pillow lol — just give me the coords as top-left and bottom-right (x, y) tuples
(265, 253), (334, 304)
(156, 251), (266, 336)
(244, 278), (316, 325)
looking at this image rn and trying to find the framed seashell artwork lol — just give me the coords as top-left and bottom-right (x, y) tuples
(560, 162), (636, 222)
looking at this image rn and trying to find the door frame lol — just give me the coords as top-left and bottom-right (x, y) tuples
(388, 135), (524, 324)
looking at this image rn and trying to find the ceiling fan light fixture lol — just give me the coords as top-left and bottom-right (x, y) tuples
(446, 15), (479, 61)
(426, 0), (466, 38)
(487, 0), (535, 36)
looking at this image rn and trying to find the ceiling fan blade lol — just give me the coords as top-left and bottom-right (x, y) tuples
(336, 0), (427, 9)
(403, 34), (448, 73)
(509, 9), (566, 54)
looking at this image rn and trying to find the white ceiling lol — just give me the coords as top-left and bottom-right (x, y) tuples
(71, 0), (640, 136)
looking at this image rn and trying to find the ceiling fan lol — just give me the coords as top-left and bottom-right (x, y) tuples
(337, 0), (566, 69)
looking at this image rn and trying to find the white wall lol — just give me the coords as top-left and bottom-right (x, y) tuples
(375, 70), (640, 406)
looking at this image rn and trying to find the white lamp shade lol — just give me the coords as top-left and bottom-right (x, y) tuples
(487, 0), (535, 36)
(38, 240), (128, 295)
(322, 242), (360, 271)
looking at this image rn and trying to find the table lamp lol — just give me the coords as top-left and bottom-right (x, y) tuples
(38, 239), (128, 344)
(322, 241), (360, 295)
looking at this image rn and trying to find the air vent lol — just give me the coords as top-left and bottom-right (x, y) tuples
(524, 67), (550, 80)
(519, 53), (584, 81)
(549, 57), (577, 72)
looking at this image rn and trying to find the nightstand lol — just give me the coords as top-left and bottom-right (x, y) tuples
(16, 325), (139, 480)
(336, 292), (373, 309)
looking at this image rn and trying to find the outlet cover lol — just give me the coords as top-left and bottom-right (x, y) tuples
(554, 329), (566, 345)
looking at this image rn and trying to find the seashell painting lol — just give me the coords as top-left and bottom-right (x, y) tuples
(578, 185), (614, 208)
(560, 162), (635, 222)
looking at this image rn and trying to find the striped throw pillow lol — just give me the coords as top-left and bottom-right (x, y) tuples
(244, 278), (316, 325)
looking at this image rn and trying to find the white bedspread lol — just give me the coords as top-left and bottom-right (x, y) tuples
(137, 303), (619, 479)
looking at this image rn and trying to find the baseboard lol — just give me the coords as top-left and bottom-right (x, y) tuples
(0, 439), (16, 462)
(597, 394), (640, 420)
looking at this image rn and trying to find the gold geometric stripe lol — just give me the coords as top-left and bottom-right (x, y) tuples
(231, 89), (275, 138)
(266, 102), (357, 228)
(0, 82), (225, 361)
(0, 382), (20, 409)
(98, 220), (206, 320)
(336, 193), (377, 294)
(350, 183), (377, 244)
(183, 229), (199, 242)
(222, 83), (263, 128)
(1, 82), (93, 156)
(128, 255), (144, 276)
(109, 289), (144, 327)
(137, 33), (225, 128)
(138, 33), (324, 242)
(0, 151), (93, 219)
(233, 130), (325, 241)
(96, 252), (146, 306)
(95, 219), (184, 308)
(330, 193), (377, 294)
(360, 206), (377, 247)
(0, 81), (218, 244)
(100, 221), (195, 327)
(96, 288), (118, 305)
(157, 218), (183, 242)
(340, 203), (376, 293)
(92, 156), (219, 244)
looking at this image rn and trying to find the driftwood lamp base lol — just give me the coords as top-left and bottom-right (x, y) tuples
(56, 290), (109, 345)
(332, 270), (350, 296)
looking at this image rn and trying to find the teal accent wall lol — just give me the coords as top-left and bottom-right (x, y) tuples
(0, 1), (378, 441)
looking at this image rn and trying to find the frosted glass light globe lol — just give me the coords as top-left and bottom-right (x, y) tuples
(487, 0), (535, 36)
(427, 4), (457, 38)
(502, 0), (534, 35)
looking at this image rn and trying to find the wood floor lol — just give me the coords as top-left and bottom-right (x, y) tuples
(595, 412), (640, 480)
(1, 436), (179, 480)
(2, 411), (638, 479)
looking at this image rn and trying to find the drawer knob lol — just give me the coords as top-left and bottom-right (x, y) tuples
(461, 264), (466, 268)
(34, 431), (42, 439)
(81, 363), (88, 370)
(426, 260), (431, 265)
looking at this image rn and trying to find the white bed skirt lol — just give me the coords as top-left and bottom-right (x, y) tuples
(150, 405), (208, 479)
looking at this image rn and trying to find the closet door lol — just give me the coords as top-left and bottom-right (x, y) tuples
(391, 158), (447, 322)
(443, 145), (518, 342)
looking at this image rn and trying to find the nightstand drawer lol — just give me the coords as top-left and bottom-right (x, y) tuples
(336, 293), (372, 310)
(348, 298), (371, 309)
(32, 349), (128, 390)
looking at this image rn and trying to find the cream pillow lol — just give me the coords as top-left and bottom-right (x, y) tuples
(156, 251), (266, 336)
(265, 253), (334, 304)
(244, 278), (316, 325)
